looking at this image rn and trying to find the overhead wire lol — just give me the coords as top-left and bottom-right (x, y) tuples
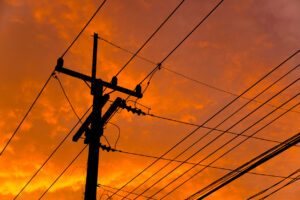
(116, 58), (299, 199)
(159, 97), (300, 199)
(259, 174), (300, 200)
(61, 0), (108, 57)
(108, 1), (228, 198)
(162, 66), (300, 114)
(13, 106), (93, 199)
(40, 130), (297, 200)
(98, 0), (187, 122)
(111, 53), (299, 200)
(98, 184), (157, 200)
(146, 113), (300, 146)
(0, 72), (54, 156)
(185, 132), (300, 200)
(38, 145), (88, 200)
(132, 78), (299, 199)
(99, 187), (133, 200)
(137, 0), (225, 85)
(98, 35), (300, 114)
(111, 0), (186, 77)
(54, 74), (81, 121)
(247, 168), (300, 200)
(107, 122), (121, 148)
(112, 148), (298, 180)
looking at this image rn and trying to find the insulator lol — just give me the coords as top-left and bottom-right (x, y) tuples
(55, 57), (64, 70)
(157, 62), (162, 70)
(126, 106), (132, 111)
(135, 84), (142, 94)
(111, 76), (118, 85)
(120, 100), (126, 108)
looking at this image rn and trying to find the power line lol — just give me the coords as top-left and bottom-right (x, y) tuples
(113, 149), (298, 180)
(146, 113), (300, 146)
(106, 122), (121, 148)
(38, 145), (88, 200)
(259, 174), (300, 200)
(61, 0), (108, 57)
(138, 0), (225, 85)
(108, 1), (228, 198)
(99, 187), (134, 200)
(162, 66), (300, 114)
(98, 184), (157, 199)
(33, 123), (297, 200)
(186, 132), (300, 200)
(54, 74), (81, 121)
(99, 36), (300, 114)
(109, 45), (299, 199)
(133, 79), (299, 199)
(119, 59), (299, 199)
(13, 106), (92, 199)
(113, 0), (186, 77)
(159, 98), (299, 199)
(160, 0), (224, 63)
(98, 36), (157, 65)
(0, 72), (54, 156)
(247, 168), (300, 200)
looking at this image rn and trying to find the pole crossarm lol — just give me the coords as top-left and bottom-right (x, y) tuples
(55, 33), (145, 200)
(55, 58), (142, 98)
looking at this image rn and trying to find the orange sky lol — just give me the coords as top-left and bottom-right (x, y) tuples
(0, 0), (299, 199)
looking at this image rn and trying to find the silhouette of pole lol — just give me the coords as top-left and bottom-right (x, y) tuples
(84, 33), (102, 200)
(54, 32), (143, 200)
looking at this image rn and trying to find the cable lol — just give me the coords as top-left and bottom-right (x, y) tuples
(98, 37), (157, 65)
(247, 168), (300, 200)
(103, 135), (111, 147)
(61, 0), (108, 57)
(146, 113), (300, 146)
(162, 66), (300, 114)
(54, 74), (81, 121)
(13, 106), (92, 199)
(119, 58), (299, 199)
(133, 79), (299, 199)
(160, 98), (299, 199)
(0, 72), (54, 156)
(113, 149), (298, 180)
(38, 145), (88, 199)
(98, 184), (157, 199)
(99, 187), (134, 200)
(138, 0), (225, 85)
(107, 1), (228, 198)
(108, 48), (299, 199)
(99, 36), (300, 114)
(186, 132), (300, 200)
(113, 0), (186, 77)
(259, 174), (300, 199)
(107, 122), (121, 148)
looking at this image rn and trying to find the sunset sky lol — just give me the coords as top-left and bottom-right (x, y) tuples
(0, 0), (299, 199)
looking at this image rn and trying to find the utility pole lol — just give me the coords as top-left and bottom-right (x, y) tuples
(85, 33), (102, 200)
(55, 33), (143, 200)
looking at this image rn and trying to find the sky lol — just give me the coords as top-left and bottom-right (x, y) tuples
(0, 0), (299, 199)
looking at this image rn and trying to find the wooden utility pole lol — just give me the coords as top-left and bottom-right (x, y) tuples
(84, 33), (102, 200)
(55, 33), (142, 200)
